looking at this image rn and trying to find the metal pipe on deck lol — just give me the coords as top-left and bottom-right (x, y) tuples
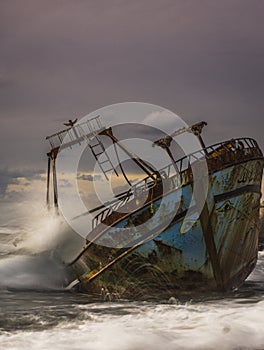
(51, 154), (58, 208)
(152, 135), (179, 173)
(46, 156), (51, 208)
(190, 121), (207, 151)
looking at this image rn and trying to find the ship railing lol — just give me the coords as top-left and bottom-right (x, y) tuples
(204, 137), (258, 157)
(91, 176), (160, 228)
(91, 137), (259, 229)
(92, 190), (132, 228)
(46, 115), (105, 151)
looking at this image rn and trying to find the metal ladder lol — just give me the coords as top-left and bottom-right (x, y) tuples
(74, 116), (118, 180)
(89, 134), (118, 180)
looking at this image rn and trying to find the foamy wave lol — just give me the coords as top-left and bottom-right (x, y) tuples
(0, 299), (264, 350)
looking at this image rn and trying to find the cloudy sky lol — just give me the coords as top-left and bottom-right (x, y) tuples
(1, 0), (264, 196)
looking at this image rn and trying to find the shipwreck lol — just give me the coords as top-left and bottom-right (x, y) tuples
(46, 114), (264, 299)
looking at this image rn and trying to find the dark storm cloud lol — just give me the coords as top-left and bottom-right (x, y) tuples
(0, 168), (44, 195)
(0, 0), (264, 169)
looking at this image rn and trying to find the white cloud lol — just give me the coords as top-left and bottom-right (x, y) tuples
(142, 110), (186, 133)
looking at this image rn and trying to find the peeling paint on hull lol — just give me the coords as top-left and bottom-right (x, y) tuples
(69, 143), (264, 299)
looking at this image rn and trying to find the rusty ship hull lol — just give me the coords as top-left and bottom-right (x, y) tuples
(68, 139), (264, 299)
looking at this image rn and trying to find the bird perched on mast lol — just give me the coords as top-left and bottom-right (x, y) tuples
(64, 118), (78, 127)
(64, 118), (79, 140)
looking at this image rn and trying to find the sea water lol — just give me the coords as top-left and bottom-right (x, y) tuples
(0, 201), (263, 350)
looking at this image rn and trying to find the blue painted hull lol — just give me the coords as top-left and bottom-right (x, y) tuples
(69, 142), (263, 299)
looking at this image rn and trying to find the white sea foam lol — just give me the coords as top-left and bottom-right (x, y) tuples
(0, 255), (262, 350)
(3, 203), (82, 257)
(0, 199), (84, 290)
(0, 297), (264, 350)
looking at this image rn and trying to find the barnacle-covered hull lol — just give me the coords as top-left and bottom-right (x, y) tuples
(69, 142), (264, 299)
